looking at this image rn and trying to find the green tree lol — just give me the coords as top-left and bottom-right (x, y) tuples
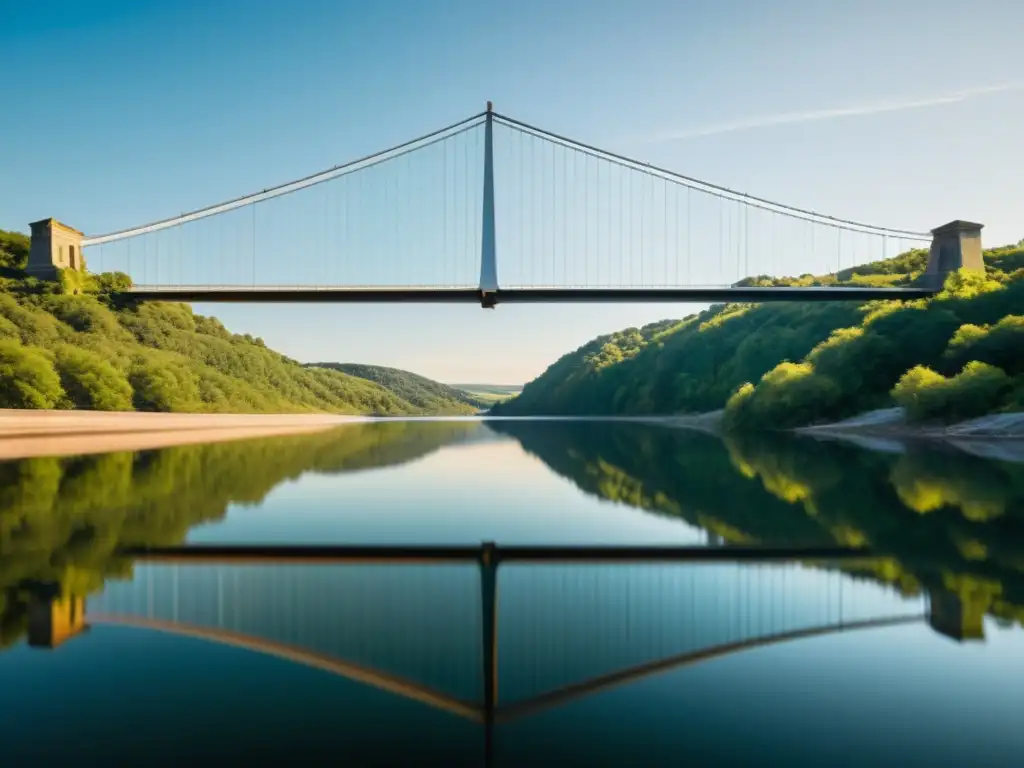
(0, 230), (29, 271)
(891, 365), (949, 421)
(723, 362), (843, 429)
(88, 271), (133, 293)
(893, 362), (1012, 423)
(128, 355), (200, 411)
(53, 345), (133, 411)
(944, 315), (1024, 376)
(0, 340), (63, 408)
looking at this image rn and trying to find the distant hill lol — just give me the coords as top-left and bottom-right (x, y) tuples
(449, 383), (522, 404)
(449, 384), (522, 395)
(308, 363), (487, 413)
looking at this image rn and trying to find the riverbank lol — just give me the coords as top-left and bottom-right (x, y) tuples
(5, 407), (1024, 464)
(628, 406), (1024, 462)
(797, 408), (1024, 438)
(0, 410), (371, 461)
(796, 408), (1024, 462)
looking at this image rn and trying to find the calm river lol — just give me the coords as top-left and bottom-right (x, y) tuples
(1, 419), (1022, 765)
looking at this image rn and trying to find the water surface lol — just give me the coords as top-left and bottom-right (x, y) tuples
(1, 419), (1022, 765)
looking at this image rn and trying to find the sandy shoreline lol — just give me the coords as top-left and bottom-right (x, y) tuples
(4, 407), (1023, 463)
(0, 410), (372, 461)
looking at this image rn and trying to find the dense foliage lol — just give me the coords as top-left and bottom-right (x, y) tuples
(0, 228), (473, 415)
(492, 420), (1024, 632)
(0, 230), (29, 272)
(308, 362), (485, 414)
(494, 241), (1024, 427)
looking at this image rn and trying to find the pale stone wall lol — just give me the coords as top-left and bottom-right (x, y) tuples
(958, 229), (984, 271)
(27, 589), (88, 648)
(27, 218), (85, 279)
(923, 220), (984, 288)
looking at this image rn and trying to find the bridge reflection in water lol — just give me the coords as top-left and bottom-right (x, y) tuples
(27, 544), (981, 761)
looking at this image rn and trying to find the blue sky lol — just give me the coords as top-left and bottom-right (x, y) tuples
(3, 0), (1023, 383)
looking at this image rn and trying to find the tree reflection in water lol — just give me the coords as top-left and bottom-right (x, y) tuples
(3, 418), (1023, 651)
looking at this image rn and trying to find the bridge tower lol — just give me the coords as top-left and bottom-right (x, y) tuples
(922, 220), (984, 289)
(927, 588), (985, 643)
(479, 101), (498, 308)
(27, 218), (85, 281)
(27, 582), (89, 649)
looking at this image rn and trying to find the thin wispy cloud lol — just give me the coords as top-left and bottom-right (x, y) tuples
(627, 83), (1022, 145)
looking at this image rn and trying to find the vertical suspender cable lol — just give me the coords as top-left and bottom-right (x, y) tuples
(564, 143), (569, 287)
(744, 202), (749, 280)
(323, 176), (329, 288)
(810, 221), (815, 280)
(595, 154), (600, 287)
(664, 178), (668, 287)
(394, 157), (400, 285)
(639, 173), (645, 286)
(718, 195), (724, 286)
(605, 161), (611, 287)
(551, 140), (556, 286)
(629, 171), (635, 286)
(519, 129), (524, 287)
(531, 135), (537, 285)
(619, 167), (624, 287)
(540, 138), (546, 286)
(582, 148), (587, 288)
(735, 200), (740, 283)
(359, 171), (366, 285)
(673, 184), (679, 287)
(343, 174), (349, 286)
(396, 154), (403, 285)
(686, 187), (691, 286)
(442, 138), (448, 286)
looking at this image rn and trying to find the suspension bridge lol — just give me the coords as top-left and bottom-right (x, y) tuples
(24, 542), (980, 764)
(28, 104), (982, 307)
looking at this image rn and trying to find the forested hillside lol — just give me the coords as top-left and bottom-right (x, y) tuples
(493, 241), (1024, 427)
(0, 228), (464, 415)
(308, 362), (485, 414)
